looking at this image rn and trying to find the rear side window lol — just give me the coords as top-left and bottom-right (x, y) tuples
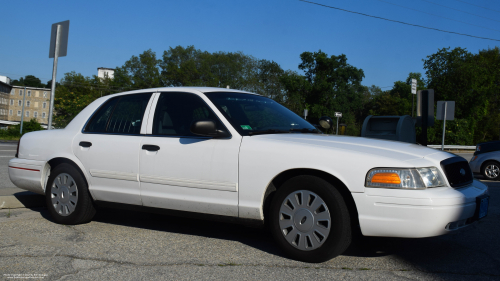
(152, 92), (226, 137)
(85, 93), (152, 134)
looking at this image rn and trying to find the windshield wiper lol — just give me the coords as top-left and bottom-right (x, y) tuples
(289, 128), (322, 134)
(248, 129), (290, 136)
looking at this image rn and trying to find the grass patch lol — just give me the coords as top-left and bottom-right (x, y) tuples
(0, 136), (20, 141)
(359, 268), (371, 270)
(342, 267), (352, 270)
(6, 209), (11, 218)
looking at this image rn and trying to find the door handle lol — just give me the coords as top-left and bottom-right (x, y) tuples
(79, 141), (92, 148)
(142, 145), (160, 151)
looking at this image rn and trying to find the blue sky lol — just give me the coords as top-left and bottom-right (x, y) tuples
(1, 0), (499, 90)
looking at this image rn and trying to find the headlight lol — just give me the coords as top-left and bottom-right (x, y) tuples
(365, 167), (446, 189)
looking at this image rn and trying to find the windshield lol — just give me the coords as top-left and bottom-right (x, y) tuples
(204, 92), (318, 136)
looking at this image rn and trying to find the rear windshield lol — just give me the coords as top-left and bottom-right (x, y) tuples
(475, 141), (500, 155)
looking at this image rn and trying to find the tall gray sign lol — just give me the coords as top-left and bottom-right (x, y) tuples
(48, 20), (70, 130)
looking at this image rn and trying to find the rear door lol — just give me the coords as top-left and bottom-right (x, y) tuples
(73, 93), (154, 205)
(139, 91), (241, 216)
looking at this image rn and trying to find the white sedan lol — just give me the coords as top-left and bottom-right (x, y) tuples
(9, 87), (489, 263)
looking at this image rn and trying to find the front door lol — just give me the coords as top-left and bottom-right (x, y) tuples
(139, 91), (240, 216)
(73, 93), (154, 205)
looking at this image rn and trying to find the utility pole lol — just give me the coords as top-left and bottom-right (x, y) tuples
(20, 86), (26, 134)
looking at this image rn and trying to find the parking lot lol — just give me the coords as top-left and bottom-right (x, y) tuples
(1, 150), (498, 280)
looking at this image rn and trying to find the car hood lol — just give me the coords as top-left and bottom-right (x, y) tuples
(254, 133), (452, 162)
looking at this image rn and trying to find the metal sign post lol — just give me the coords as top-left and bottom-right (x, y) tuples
(20, 86), (26, 134)
(304, 109), (308, 120)
(441, 102), (447, 151)
(334, 112), (342, 135)
(437, 101), (455, 151)
(48, 20), (70, 130)
(411, 79), (417, 117)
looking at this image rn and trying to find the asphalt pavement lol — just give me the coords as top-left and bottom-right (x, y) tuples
(0, 143), (25, 196)
(0, 180), (498, 280)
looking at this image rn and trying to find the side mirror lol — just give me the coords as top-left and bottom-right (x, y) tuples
(319, 116), (333, 129)
(190, 120), (229, 138)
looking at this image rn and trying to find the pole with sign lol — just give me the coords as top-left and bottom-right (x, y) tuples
(437, 101), (455, 151)
(411, 79), (417, 117)
(48, 20), (69, 130)
(335, 112), (342, 135)
(303, 109), (308, 120)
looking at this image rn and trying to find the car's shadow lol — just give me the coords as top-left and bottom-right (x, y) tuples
(34, 181), (499, 275)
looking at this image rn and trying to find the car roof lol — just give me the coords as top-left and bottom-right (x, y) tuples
(477, 140), (500, 146)
(104, 87), (260, 99)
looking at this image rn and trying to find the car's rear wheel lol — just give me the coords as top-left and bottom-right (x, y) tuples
(269, 175), (351, 263)
(482, 161), (500, 180)
(45, 163), (96, 224)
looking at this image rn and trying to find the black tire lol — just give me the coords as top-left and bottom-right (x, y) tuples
(269, 175), (351, 263)
(45, 163), (96, 225)
(481, 161), (500, 180)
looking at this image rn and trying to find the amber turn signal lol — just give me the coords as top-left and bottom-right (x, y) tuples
(370, 173), (401, 184)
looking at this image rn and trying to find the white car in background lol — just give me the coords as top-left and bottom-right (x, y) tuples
(9, 87), (489, 263)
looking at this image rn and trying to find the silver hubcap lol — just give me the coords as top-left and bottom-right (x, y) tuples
(485, 165), (499, 179)
(51, 173), (78, 216)
(279, 190), (331, 251)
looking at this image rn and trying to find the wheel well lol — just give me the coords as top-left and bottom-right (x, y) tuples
(47, 157), (89, 187)
(262, 169), (360, 230)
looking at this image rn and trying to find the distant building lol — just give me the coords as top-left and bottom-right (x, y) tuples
(0, 75), (11, 85)
(0, 80), (10, 124)
(98, 67), (115, 79)
(0, 84), (51, 127)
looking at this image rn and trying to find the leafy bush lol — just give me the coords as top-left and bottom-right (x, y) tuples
(0, 119), (44, 139)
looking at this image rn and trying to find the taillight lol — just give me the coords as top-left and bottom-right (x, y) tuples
(15, 138), (20, 158)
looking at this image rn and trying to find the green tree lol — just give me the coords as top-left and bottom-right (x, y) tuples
(113, 49), (162, 90)
(53, 72), (105, 127)
(289, 50), (364, 132)
(11, 75), (45, 88)
(423, 47), (500, 144)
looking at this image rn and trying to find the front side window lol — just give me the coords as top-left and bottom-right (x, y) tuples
(17, 111), (21, 116)
(34, 112), (38, 118)
(204, 92), (317, 136)
(43, 92), (47, 98)
(18, 100), (22, 106)
(27, 90), (31, 97)
(10, 99), (13, 105)
(25, 111), (30, 117)
(11, 89), (15, 95)
(42, 112), (46, 118)
(85, 93), (152, 134)
(19, 90), (23, 96)
(9, 110), (13, 116)
(43, 102), (47, 109)
(152, 92), (226, 137)
(26, 101), (30, 107)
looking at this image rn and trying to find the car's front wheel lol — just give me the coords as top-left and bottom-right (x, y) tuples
(269, 175), (351, 263)
(45, 163), (96, 225)
(482, 161), (500, 180)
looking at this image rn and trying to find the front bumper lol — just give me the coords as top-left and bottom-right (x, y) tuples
(352, 179), (489, 238)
